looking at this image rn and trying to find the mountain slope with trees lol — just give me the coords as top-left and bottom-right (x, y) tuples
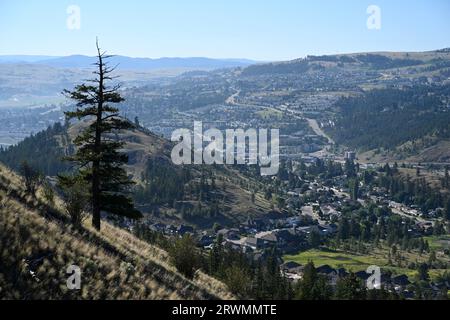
(0, 120), (273, 229)
(326, 85), (450, 153)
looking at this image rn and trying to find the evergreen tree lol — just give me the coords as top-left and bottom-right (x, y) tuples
(344, 159), (356, 177)
(295, 261), (332, 300)
(351, 178), (359, 201)
(63, 40), (141, 230)
(42, 181), (55, 205)
(334, 273), (366, 300)
(417, 263), (430, 282)
(223, 265), (251, 297)
(442, 166), (449, 188)
(209, 234), (223, 275)
(19, 161), (42, 196)
(444, 198), (450, 221)
(308, 230), (321, 248)
(338, 217), (350, 240)
(134, 116), (140, 128)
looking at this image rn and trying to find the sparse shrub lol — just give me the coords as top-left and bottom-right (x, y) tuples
(57, 174), (90, 227)
(42, 182), (55, 205)
(0, 164), (231, 300)
(223, 265), (251, 297)
(169, 234), (200, 279)
(19, 161), (42, 196)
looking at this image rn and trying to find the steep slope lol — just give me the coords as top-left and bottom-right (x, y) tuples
(0, 122), (272, 229)
(0, 163), (233, 299)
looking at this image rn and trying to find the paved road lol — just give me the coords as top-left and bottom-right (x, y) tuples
(305, 118), (334, 145)
(224, 95), (336, 155)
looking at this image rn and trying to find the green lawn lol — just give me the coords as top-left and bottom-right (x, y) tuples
(283, 248), (384, 273)
(423, 235), (450, 250)
(283, 247), (449, 280)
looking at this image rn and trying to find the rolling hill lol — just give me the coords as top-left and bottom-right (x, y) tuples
(0, 55), (257, 70)
(0, 55), (257, 108)
(242, 49), (450, 76)
(236, 48), (450, 162)
(0, 120), (273, 229)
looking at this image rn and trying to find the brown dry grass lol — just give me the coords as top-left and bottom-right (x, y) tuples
(0, 164), (234, 300)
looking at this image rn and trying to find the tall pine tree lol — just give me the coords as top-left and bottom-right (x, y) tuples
(63, 40), (141, 230)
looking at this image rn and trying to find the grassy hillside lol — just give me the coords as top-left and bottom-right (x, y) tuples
(0, 121), (273, 229)
(0, 163), (233, 300)
(243, 49), (450, 76)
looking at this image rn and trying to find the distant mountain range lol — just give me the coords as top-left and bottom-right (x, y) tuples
(0, 55), (258, 70)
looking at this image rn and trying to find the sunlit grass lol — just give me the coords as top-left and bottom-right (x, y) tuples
(0, 164), (234, 300)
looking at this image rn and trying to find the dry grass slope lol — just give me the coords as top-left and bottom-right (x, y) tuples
(0, 164), (233, 300)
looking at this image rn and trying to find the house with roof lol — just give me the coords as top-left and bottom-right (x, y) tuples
(392, 274), (411, 290)
(149, 223), (166, 233)
(217, 228), (240, 240)
(296, 225), (320, 235)
(165, 224), (177, 235)
(177, 225), (194, 235)
(317, 223), (338, 235)
(316, 264), (336, 275)
(316, 265), (340, 286)
(244, 237), (265, 251)
(256, 231), (278, 244)
(198, 234), (214, 247)
(281, 261), (305, 275)
(355, 270), (371, 281)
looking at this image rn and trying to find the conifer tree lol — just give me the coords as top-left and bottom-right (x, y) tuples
(334, 273), (367, 300)
(63, 40), (141, 230)
(19, 161), (41, 196)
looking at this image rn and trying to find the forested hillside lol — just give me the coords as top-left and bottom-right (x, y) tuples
(0, 122), (72, 176)
(326, 85), (450, 151)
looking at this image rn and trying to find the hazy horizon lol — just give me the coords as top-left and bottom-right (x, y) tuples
(1, 0), (449, 61)
(2, 46), (450, 64)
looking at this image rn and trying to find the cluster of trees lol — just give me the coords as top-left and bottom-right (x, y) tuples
(241, 59), (310, 76)
(134, 161), (223, 220)
(355, 54), (422, 69)
(134, 158), (188, 205)
(307, 55), (357, 63)
(163, 233), (409, 300)
(292, 158), (350, 186)
(295, 261), (402, 300)
(0, 122), (72, 176)
(373, 163), (450, 215)
(134, 229), (292, 299)
(333, 203), (432, 253)
(207, 236), (292, 299)
(328, 85), (450, 150)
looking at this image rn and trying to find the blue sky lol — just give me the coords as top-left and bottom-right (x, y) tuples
(0, 0), (449, 61)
